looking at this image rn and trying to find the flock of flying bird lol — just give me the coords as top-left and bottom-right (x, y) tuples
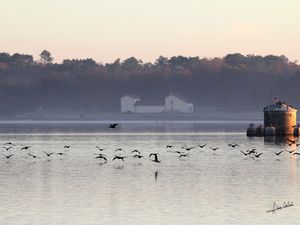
(1, 123), (300, 163)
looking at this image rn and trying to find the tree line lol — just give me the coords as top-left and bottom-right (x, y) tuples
(0, 50), (300, 115)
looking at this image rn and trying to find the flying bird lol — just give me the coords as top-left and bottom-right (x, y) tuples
(27, 153), (40, 159)
(64, 145), (71, 149)
(287, 138), (297, 144)
(96, 146), (106, 151)
(3, 146), (13, 151)
(112, 156), (127, 161)
(285, 150), (296, 154)
(131, 150), (141, 155)
(171, 150), (185, 154)
(115, 148), (125, 154)
(198, 144), (207, 148)
(2, 153), (14, 159)
(228, 143), (239, 148)
(246, 149), (257, 154)
(181, 146), (195, 151)
(254, 153), (263, 158)
(179, 153), (189, 159)
(56, 152), (67, 156)
(133, 154), (143, 159)
(209, 147), (219, 151)
(20, 146), (31, 150)
(108, 123), (118, 128)
(4, 142), (15, 146)
(274, 151), (284, 156)
(43, 152), (55, 157)
(95, 155), (107, 162)
(93, 153), (107, 157)
(240, 150), (249, 156)
(166, 145), (173, 148)
(149, 153), (161, 163)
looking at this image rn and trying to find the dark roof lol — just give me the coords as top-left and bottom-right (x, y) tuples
(263, 101), (297, 112)
(167, 93), (193, 104)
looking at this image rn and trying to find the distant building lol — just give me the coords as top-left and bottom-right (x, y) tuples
(134, 100), (165, 113)
(263, 99), (297, 135)
(120, 94), (193, 113)
(165, 94), (193, 113)
(120, 95), (140, 113)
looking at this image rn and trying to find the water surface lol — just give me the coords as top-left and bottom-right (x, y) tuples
(0, 127), (299, 225)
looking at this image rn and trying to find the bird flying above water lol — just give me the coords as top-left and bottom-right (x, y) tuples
(108, 123), (119, 128)
(149, 153), (161, 163)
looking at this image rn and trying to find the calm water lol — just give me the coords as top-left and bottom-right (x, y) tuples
(0, 123), (299, 225)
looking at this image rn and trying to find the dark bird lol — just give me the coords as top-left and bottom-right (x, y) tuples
(64, 145), (71, 148)
(2, 153), (14, 159)
(166, 145), (173, 148)
(240, 150), (249, 156)
(43, 151), (55, 157)
(56, 152), (67, 156)
(3, 146), (13, 151)
(287, 138), (297, 144)
(209, 147), (219, 151)
(27, 153), (40, 159)
(171, 150), (184, 154)
(112, 155), (127, 161)
(246, 149), (257, 154)
(198, 144), (207, 148)
(93, 153), (107, 157)
(293, 152), (300, 155)
(96, 146), (106, 151)
(4, 142), (15, 146)
(181, 146), (195, 151)
(108, 123), (118, 128)
(115, 148), (125, 153)
(228, 143), (239, 148)
(133, 154), (143, 159)
(95, 155), (107, 162)
(274, 151), (284, 156)
(131, 150), (141, 155)
(179, 153), (189, 159)
(20, 146), (31, 150)
(285, 150), (296, 154)
(254, 153), (263, 158)
(149, 153), (161, 163)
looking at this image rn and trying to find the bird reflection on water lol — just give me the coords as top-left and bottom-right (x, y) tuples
(0, 132), (299, 225)
(155, 170), (158, 182)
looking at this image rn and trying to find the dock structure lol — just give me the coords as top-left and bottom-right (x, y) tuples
(247, 98), (299, 137)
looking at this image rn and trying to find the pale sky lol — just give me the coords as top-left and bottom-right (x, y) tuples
(1, 0), (299, 63)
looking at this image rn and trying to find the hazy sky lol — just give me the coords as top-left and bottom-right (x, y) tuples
(1, 0), (299, 63)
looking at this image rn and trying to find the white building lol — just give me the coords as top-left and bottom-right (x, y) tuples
(134, 100), (165, 113)
(165, 94), (193, 113)
(120, 95), (140, 113)
(120, 94), (193, 113)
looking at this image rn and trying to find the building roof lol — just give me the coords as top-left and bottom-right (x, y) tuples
(123, 94), (140, 99)
(167, 93), (193, 104)
(263, 101), (297, 112)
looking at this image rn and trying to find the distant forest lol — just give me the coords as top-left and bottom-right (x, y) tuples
(0, 51), (300, 115)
